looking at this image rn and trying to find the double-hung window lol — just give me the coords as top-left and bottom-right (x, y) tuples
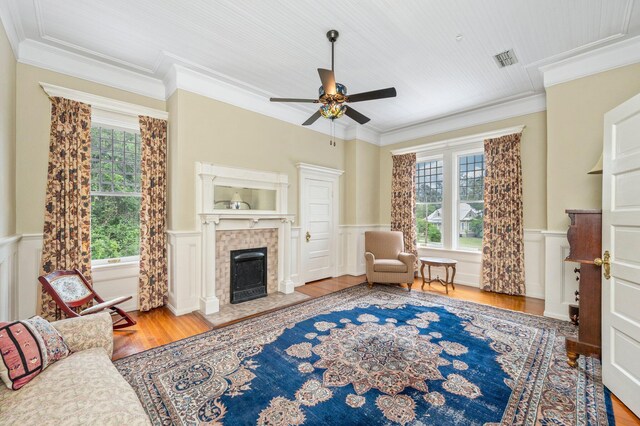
(90, 125), (142, 264)
(415, 142), (485, 252)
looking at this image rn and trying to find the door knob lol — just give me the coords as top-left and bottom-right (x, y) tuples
(594, 250), (611, 280)
(306, 231), (311, 242)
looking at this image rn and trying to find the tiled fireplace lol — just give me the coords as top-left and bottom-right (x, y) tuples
(217, 229), (278, 305)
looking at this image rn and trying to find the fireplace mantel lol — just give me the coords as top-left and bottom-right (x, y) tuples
(200, 212), (295, 227)
(195, 163), (295, 315)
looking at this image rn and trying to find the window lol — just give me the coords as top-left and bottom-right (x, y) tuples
(456, 153), (485, 250)
(415, 158), (443, 247)
(90, 125), (142, 263)
(415, 144), (486, 252)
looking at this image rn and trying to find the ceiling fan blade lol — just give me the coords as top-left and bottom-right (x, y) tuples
(270, 98), (318, 103)
(302, 110), (322, 126)
(345, 107), (370, 125)
(347, 87), (397, 103)
(318, 68), (336, 95)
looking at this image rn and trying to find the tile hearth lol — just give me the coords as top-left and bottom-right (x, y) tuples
(201, 291), (310, 327)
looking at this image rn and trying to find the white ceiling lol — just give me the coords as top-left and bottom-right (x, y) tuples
(3, 0), (640, 137)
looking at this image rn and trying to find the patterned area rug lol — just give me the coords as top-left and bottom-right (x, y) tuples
(115, 284), (615, 425)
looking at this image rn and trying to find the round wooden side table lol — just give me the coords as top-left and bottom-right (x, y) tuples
(419, 257), (457, 294)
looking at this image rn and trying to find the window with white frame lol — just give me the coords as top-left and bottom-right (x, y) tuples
(415, 158), (444, 247)
(90, 125), (142, 263)
(414, 142), (485, 252)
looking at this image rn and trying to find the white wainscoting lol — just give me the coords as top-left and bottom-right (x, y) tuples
(338, 225), (391, 276)
(91, 262), (139, 313)
(543, 231), (579, 320)
(524, 229), (546, 300)
(291, 227), (301, 286)
(415, 229), (545, 300)
(0, 235), (20, 321)
(166, 231), (201, 316)
(17, 234), (140, 318)
(17, 234), (43, 319)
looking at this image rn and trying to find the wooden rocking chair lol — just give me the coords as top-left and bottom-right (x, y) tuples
(38, 269), (136, 329)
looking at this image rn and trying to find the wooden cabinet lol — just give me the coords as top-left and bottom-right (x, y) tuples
(565, 209), (602, 367)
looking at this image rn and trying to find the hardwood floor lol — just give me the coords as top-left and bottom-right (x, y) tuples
(112, 275), (639, 425)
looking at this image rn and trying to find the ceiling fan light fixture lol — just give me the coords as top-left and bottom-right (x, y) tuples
(320, 101), (347, 119)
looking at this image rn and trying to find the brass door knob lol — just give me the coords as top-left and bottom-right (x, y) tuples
(305, 231), (311, 242)
(594, 250), (611, 280)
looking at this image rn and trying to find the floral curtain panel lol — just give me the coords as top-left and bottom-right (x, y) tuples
(481, 132), (525, 296)
(391, 153), (418, 265)
(138, 116), (168, 311)
(40, 97), (93, 320)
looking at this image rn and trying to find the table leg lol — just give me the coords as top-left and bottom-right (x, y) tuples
(420, 262), (426, 289)
(428, 266), (432, 288)
(450, 265), (456, 290)
(444, 266), (449, 294)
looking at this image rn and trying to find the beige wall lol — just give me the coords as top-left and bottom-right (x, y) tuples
(15, 64), (166, 234)
(379, 112), (548, 230)
(546, 63), (640, 231)
(344, 139), (380, 224)
(0, 24), (16, 238)
(167, 89), (346, 230)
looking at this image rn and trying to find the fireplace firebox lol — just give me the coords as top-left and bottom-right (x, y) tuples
(230, 247), (268, 304)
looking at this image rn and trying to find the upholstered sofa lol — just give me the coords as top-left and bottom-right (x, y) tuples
(364, 231), (416, 290)
(0, 312), (150, 425)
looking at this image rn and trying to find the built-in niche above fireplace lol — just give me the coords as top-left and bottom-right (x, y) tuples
(230, 247), (268, 303)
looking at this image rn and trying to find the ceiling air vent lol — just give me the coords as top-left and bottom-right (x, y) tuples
(494, 49), (518, 68)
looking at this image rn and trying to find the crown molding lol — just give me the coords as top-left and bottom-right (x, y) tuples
(379, 93), (546, 147)
(540, 35), (640, 88)
(164, 64), (356, 141)
(0, 0), (22, 58)
(343, 125), (380, 145)
(18, 39), (166, 100)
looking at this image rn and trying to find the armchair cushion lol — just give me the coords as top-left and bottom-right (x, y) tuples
(373, 259), (408, 273)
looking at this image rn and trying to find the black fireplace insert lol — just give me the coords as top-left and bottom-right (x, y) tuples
(230, 247), (268, 304)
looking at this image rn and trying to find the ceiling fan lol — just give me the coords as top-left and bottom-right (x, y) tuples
(270, 30), (397, 126)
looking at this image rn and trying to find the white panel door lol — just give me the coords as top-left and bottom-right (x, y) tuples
(302, 178), (333, 283)
(602, 91), (640, 417)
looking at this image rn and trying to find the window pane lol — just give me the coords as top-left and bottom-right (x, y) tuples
(91, 195), (140, 260)
(91, 126), (141, 195)
(416, 159), (444, 246)
(458, 201), (484, 250)
(458, 154), (484, 202)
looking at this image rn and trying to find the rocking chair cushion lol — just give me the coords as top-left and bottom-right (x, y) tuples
(79, 296), (132, 316)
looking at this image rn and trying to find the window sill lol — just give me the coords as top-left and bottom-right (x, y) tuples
(417, 246), (482, 257)
(91, 259), (140, 271)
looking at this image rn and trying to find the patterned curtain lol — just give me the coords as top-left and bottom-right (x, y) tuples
(481, 132), (525, 295)
(390, 153), (418, 264)
(40, 97), (93, 320)
(138, 116), (168, 311)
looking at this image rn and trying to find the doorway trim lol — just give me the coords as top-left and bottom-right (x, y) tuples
(296, 163), (344, 283)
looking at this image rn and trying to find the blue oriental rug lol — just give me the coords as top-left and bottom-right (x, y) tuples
(116, 284), (615, 425)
